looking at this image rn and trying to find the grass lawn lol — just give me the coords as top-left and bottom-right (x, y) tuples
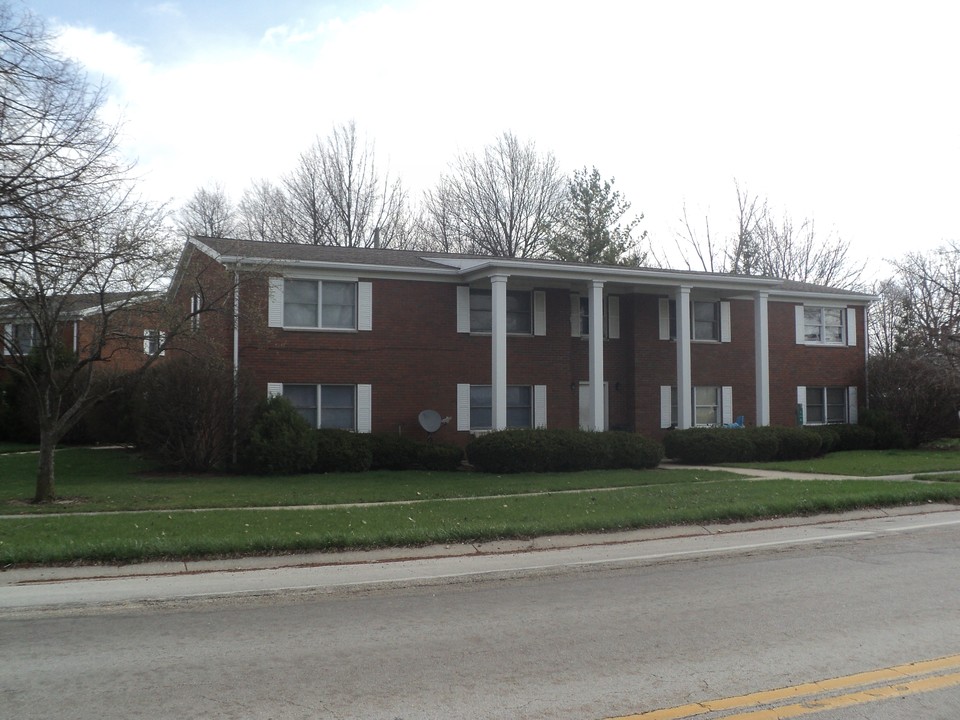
(0, 442), (38, 454)
(3, 447), (960, 566)
(728, 449), (960, 477)
(1, 448), (739, 513)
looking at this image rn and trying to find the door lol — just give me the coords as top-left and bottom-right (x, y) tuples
(578, 381), (609, 431)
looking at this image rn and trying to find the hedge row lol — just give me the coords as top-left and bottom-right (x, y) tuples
(239, 397), (463, 474)
(466, 429), (664, 474)
(662, 423), (886, 465)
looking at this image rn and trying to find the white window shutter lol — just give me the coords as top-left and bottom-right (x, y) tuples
(456, 383), (471, 431)
(356, 384), (372, 433)
(846, 307), (857, 346)
(722, 386), (734, 425)
(358, 282), (373, 331)
(142, 329), (150, 354)
(268, 277), (284, 328)
(533, 385), (547, 428)
(660, 386), (673, 429)
(720, 301), (731, 342)
(795, 305), (805, 344)
(533, 290), (547, 336)
(158, 330), (166, 357)
(570, 293), (581, 337)
(658, 298), (670, 340)
(847, 386), (858, 424)
(608, 295), (620, 339)
(266, 383), (283, 398)
(797, 386), (806, 425)
(456, 286), (470, 333)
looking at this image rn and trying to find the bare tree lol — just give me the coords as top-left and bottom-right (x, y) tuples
(175, 184), (237, 238)
(238, 179), (295, 243)
(657, 183), (864, 289)
(0, 4), (209, 503)
(422, 132), (566, 258)
(283, 121), (410, 248)
(888, 242), (960, 365)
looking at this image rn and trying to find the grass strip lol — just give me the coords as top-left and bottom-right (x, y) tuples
(1, 449), (739, 513)
(3, 479), (959, 566)
(728, 449), (960, 476)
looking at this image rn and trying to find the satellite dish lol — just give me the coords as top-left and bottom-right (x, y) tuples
(418, 409), (443, 434)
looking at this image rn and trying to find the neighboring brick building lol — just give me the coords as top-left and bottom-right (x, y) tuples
(173, 236), (874, 445)
(1, 292), (167, 376)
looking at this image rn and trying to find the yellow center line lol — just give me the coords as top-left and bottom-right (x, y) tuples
(609, 653), (960, 720)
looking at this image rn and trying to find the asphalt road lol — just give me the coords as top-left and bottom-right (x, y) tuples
(2, 509), (960, 719)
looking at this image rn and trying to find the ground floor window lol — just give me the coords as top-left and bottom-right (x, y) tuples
(805, 386), (847, 424)
(469, 385), (532, 429)
(283, 384), (357, 430)
(662, 385), (733, 428)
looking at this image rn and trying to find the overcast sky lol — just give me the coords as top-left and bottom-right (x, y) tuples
(21, 0), (960, 280)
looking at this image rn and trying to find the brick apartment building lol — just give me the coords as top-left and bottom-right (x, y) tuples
(173, 236), (874, 445)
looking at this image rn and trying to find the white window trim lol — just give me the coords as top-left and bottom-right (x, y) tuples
(570, 293), (619, 339)
(456, 383), (546, 432)
(797, 385), (858, 425)
(267, 382), (372, 433)
(143, 329), (166, 356)
(661, 385), (734, 428)
(457, 286), (538, 336)
(659, 299), (731, 342)
(795, 305), (857, 347)
(268, 277), (371, 332)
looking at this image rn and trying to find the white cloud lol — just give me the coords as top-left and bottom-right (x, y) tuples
(36, 0), (960, 278)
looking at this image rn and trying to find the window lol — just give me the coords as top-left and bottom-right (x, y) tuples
(579, 296), (590, 336)
(283, 279), (356, 329)
(804, 306), (844, 344)
(661, 299), (729, 342)
(805, 387), (847, 424)
(693, 302), (720, 341)
(283, 384), (357, 430)
(12, 323), (35, 354)
(469, 289), (532, 334)
(694, 386), (720, 425)
(661, 385), (733, 428)
(143, 329), (165, 356)
(190, 294), (201, 331)
(468, 385), (532, 430)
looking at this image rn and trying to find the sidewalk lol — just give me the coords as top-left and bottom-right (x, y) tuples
(0, 504), (960, 588)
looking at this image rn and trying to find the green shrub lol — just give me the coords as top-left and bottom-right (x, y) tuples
(239, 396), (317, 475)
(858, 409), (906, 450)
(774, 427), (822, 460)
(366, 434), (421, 470)
(831, 424), (876, 451)
(599, 431), (664, 469)
(416, 442), (464, 471)
(741, 427), (783, 461)
(662, 428), (757, 464)
(804, 425), (840, 455)
(314, 429), (372, 473)
(466, 428), (663, 473)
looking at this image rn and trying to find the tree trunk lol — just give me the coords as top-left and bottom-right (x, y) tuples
(34, 430), (57, 503)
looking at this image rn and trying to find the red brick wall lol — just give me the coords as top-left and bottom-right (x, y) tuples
(221, 268), (868, 444)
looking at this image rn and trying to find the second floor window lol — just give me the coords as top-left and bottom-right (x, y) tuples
(284, 279), (356, 329)
(803, 306), (844, 344)
(469, 289), (532, 334)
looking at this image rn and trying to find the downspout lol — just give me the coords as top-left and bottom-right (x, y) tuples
(863, 303), (870, 412)
(232, 267), (240, 465)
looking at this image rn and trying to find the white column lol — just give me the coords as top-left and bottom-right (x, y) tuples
(491, 275), (508, 430)
(676, 286), (692, 429)
(588, 280), (605, 431)
(754, 291), (770, 426)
